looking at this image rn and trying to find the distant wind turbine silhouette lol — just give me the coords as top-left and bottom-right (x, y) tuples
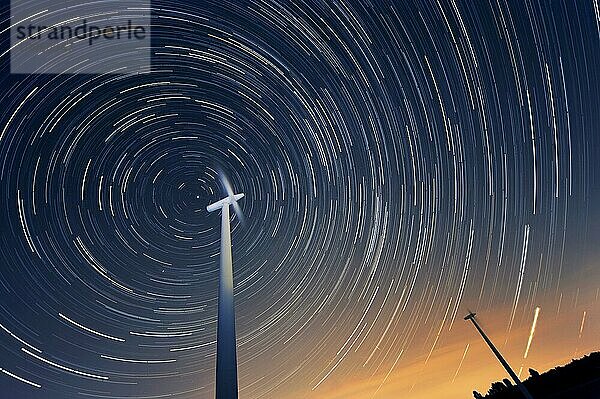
(207, 174), (244, 399)
(465, 311), (534, 399)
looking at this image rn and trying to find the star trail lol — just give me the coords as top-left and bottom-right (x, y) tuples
(0, 1), (598, 398)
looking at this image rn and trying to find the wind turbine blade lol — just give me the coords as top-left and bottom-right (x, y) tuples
(217, 172), (244, 223)
(232, 200), (245, 225)
(220, 173), (234, 199)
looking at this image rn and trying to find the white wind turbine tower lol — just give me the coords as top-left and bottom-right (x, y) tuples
(206, 174), (244, 399)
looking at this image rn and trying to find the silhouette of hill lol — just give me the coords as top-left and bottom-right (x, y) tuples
(472, 352), (600, 399)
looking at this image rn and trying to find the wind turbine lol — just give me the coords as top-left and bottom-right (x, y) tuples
(207, 174), (244, 399)
(465, 311), (534, 399)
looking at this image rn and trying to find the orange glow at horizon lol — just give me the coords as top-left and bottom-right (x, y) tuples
(291, 296), (598, 399)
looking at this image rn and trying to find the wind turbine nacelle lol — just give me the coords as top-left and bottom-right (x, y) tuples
(464, 312), (477, 321)
(207, 193), (245, 212)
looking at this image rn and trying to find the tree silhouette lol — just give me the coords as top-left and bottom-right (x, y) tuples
(488, 381), (507, 395)
(528, 368), (539, 378)
(473, 352), (600, 399)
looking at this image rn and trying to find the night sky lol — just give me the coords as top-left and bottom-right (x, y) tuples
(0, 1), (599, 398)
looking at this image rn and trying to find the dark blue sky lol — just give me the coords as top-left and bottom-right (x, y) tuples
(0, 1), (598, 398)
